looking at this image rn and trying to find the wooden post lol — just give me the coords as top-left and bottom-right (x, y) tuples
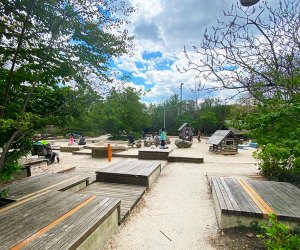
(108, 144), (112, 162)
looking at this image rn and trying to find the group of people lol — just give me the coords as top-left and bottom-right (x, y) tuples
(128, 128), (168, 149)
(68, 134), (86, 146)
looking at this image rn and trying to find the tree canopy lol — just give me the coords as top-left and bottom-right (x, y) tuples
(181, 0), (300, 102)
(0, 0), (135, 178)
(183, 0), (300, 183)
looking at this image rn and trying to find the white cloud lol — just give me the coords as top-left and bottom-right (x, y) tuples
(113, 0), (270, 103)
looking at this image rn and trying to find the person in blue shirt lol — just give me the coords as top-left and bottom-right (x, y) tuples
(160, 128), (166, 148)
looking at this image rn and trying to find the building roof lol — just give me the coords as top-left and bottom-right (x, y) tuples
(207, 130), (242, 145)
(178, 123), (195, 131)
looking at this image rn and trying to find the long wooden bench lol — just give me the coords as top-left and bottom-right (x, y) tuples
(96, 160), (161, 189)
(211, 177), (300, 228)
(0, 191), (120, 250)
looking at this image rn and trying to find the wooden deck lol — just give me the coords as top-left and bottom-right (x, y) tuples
(138, 148), (172, 160)
(0, 173), (89, 202)
(96, 160), (161, 189)
(78, 182), (145, 223)
(0, 191), (120, 250)
(211, 177), (300, 228)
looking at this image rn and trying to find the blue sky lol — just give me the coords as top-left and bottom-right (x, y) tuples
(111, 0), (270, 104)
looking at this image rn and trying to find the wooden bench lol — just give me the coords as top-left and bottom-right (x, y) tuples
(96, 160), (161, 189)
(0, 191), (120, 250)
(211, 177), (300, 228)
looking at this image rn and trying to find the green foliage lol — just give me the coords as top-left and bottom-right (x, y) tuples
(148, 96), (230, 136)
(0, 162), (23, 182)
(0, 0), (135, 177)
(102, 87), (150, 136)
(258, 214), (300, 249)
(0, 189), (9, 198)
(231, 97), (300, 182)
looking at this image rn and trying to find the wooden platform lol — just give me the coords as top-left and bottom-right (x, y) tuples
(96, 160), (161, 189)
(78, 182), (145, 223)
(168, 155), (204, 163)
(112, 151), (138, 158)
(60, 145), (84, 152)
(138, 148), (173, 160)
(211, 177), (300, 228)
(84, 145), (128, 158)
(72, 149), (92, 155)
(0, 191), (120, 250)
(0, 173), (89, 201)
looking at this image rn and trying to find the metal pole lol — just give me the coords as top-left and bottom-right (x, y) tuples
(180, 83), (184, 115)
(180, 83), (184, 102)
(163, 107), (166, 128)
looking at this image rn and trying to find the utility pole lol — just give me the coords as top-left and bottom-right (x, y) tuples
(180, 83), (184, 103)
(180, 82), (184, 115)
(163, 107), (166, 128)
(190, 82), (203, 110)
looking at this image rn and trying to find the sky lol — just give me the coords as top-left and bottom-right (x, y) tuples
(111, 0), (263, 104)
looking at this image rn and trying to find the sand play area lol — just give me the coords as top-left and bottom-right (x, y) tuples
(25, 136), (259, 249)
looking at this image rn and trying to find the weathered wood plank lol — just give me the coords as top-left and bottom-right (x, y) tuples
(225, 178), (262, 216)
(247, 179), (300, 221)
(37, 197), (119, 250)
(78, 182), (145, 222)
(1, 192), (93, 249)
(220, 177), (241, 212)
(96, 161), (161, 188)
(211, 177), (228, 211)
(0, 173), (87, 201)
(215, 177), (235, 212)
(212, 177), (300, 228)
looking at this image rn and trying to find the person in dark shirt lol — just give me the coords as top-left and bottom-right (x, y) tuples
(78, 135), (86, 145)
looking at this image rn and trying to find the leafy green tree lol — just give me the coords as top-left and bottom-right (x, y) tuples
(0, 0), (134, 178)
(233, 98), (300, 182)
(102, 87), (150, 137)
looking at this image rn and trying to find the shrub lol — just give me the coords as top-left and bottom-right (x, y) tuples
(258, 214), (300, 249)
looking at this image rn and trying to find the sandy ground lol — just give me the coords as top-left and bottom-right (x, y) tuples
(23, 136), (260, 250)
(102, 139), (259, 250)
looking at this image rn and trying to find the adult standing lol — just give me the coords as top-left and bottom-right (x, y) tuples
(160, 128), (166, 148)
